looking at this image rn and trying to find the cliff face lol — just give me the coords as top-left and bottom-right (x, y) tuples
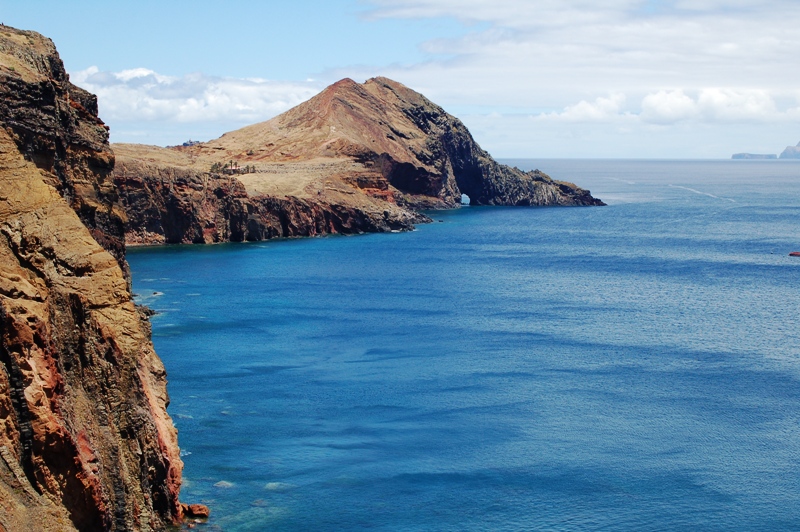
(0, 27), (126, 271)
(0, 26), (182, 531)
(113, 157), (425, 245)
(111, 77), (602, 246)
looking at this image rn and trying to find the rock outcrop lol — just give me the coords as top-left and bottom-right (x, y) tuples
(779, 142), (800, 159)
(0, 25), (182, 531)
(112, 77), (602, 245)
(0, 27), (126, 273)
(199, 76), (605, 208)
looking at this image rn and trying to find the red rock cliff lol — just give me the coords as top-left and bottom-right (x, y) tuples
(0, 26), (182, 531)
(112, 157), (425, 245)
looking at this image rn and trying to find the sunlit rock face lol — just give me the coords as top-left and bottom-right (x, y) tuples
(0, 25), (182, 531)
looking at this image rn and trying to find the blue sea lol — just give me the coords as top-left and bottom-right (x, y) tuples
(128, 160), (800, 531)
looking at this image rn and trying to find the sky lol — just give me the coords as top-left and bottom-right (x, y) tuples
(2, 0), (800, 158)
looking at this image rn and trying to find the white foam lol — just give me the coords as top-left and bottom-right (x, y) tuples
(264, 482), (295, 492)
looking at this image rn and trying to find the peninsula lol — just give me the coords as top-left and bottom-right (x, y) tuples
(113, 77), (604, 245)
(731, 153), (777, 160)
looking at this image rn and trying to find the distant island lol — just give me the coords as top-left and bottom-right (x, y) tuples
(780, 142), (800, 159)
(732, 141), (800, 159)
(731, 153), (777, 160)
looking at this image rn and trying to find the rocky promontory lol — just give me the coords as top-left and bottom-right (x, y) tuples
(113, 77), (603, 245)
(0, 26), (184, 530)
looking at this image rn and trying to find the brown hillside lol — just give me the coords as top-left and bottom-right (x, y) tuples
(113, 77), (602, 244)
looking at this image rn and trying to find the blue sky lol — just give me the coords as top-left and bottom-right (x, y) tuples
(3, 0), (800, 157)
(1, 1), (467, 78)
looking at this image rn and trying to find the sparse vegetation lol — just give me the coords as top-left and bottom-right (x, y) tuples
(210, 161), (256, 175)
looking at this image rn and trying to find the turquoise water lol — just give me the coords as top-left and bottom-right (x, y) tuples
(128, 160), (800, 531)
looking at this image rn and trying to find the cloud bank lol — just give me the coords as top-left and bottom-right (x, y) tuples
(72, 67), (321, 143)
(357, 0), (800, 105)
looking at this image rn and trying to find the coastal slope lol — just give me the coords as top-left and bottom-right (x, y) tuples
(0, 26), (182, 530)
(113, 77), (603, 245)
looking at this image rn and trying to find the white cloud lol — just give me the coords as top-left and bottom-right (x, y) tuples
(640, 89), (790, 124)
(641, 90), (697, 124)
(539, 93), (628, 122)
(459, 111), (800, 158)
(695, 88), (778, 121)
(352, 0), (800, 109)
(531, 88), (796, 127)
(364, 0), (642, 29)
(71, 66), (321, 125)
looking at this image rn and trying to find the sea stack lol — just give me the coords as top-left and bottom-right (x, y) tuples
(0, 26), (183, 530)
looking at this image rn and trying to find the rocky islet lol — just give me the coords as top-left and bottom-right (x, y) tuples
(780, 141), (800, 159)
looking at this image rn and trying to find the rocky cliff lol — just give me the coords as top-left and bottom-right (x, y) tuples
(112, 77), (602, 245)
(200, 76), (604, 208)
(113, 156), (426, 245)
(0, 27), (127, 273)
(0, 26), (183, 531)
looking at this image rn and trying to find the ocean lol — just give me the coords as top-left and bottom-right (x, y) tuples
(128, 159), (800, 531)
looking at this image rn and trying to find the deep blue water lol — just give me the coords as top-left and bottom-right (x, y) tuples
(128, 160), (800, 531)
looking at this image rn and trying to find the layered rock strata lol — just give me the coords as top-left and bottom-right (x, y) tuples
(113, 77), (602, 245)
(0, 26), (182, 531)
